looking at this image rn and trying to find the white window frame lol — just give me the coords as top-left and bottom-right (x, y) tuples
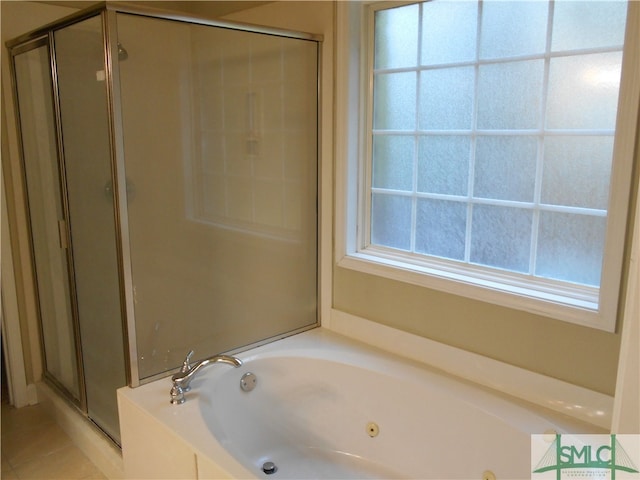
(335, 0), (640, 332)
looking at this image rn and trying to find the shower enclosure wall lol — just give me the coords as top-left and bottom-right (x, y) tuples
(7, 3), (320, 445)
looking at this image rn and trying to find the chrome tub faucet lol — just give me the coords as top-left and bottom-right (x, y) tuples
(170, 350), (242, 405)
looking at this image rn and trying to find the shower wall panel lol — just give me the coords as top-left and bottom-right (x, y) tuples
(116, 13), (318, 380)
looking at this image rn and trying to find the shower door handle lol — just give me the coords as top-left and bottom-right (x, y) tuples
(58, 219), (69, 249)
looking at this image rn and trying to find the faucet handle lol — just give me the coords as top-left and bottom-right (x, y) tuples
(180, 350), (194, 373)
(178, 350), (195, 392)
(169, 385), (185, 405)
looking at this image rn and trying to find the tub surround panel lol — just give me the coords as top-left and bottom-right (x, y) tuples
(196, 455), (235, 480)
(118, 378), (249, 479)
(118, 393), (201, 479)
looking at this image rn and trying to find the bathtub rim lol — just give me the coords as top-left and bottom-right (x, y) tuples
(198, 344), (605, 479)
(118, 326), (607, 480)
(325, 309), (613, 430)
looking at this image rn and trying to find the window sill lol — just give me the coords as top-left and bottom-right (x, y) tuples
(338, 249), (613, 332)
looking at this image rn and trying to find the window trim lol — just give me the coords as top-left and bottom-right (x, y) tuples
(335, 0), (640, 332)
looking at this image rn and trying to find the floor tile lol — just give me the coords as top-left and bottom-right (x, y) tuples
(1, 457), (19, 480)
(1, 403), (54, 437)
(1, 402), (108, 479)
(13, 444), (106, 480)
(2, 418), (72, 466)
(1, 466), (20, 480)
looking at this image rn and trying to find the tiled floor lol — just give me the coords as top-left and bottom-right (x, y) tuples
(1, 402), (107, 480)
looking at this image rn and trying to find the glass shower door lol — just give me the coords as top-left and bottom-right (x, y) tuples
(11, 17), (128, 444)
(54, 16), (127, 443)
(13, 42), (81, 401)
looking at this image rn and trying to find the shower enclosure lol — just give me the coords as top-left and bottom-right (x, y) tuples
(7, 3), (320, 445)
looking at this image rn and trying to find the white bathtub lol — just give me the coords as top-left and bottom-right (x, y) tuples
(118, 329), (603, 479)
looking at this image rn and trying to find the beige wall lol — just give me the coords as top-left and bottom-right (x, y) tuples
(333, 268), (623, 394)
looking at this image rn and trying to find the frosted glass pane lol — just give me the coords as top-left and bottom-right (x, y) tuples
(199, 87), (224, 131)
(283, 132), (308, 181)
(55, 16), (127, 443)
(477, 60), (544, 129)
(474, 136), (537, 202)
(201, 133), (226, 175)
(202, 174), (226, 218)
(552, 1), (627, 52)
(480, 1), (548, 59)
(254, 179), (284, 228)
(374, 72), (417, 130)
(374, 4), (418, 69)
(373, 135), (414, 191)
(371, 194), (412, 250)
(421, 0), (478, 65)
(417, 136), (470, 195)
(226, 176), (253, 222)
(546, 52), (622, 130)
(14, 46), (80, 400)
(542, 136), (613, 209)
(419, 66), (474, 130)
(471, 205), (532, 273)
(416, 199), (466, 260)
(537, 212), (606, 286)
(118, 14), (318, 381)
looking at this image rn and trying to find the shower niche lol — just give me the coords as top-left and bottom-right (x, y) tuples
(7, 4), (319, 445)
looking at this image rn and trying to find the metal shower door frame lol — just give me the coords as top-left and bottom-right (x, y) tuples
(8, 0), (323, 389)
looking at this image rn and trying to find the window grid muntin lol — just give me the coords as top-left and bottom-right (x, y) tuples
(368, 0), (622, 286)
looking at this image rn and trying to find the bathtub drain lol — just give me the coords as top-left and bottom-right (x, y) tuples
(262, 461), (277, 475)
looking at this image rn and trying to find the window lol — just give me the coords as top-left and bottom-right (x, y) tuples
(337, 1), (639, 331)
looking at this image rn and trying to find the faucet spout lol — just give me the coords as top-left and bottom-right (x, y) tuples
(170, 353), (242, 405)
